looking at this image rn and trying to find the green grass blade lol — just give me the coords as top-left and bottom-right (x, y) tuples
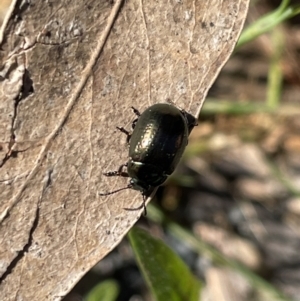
(266, 28), (284, 108)
(237, 0), (300, 48)
(128, 227), (202, 301)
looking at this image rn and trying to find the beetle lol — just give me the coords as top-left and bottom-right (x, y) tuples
(100, 102), (197, 214)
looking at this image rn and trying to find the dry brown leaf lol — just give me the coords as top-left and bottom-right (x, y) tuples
(0, 0), (249, 300)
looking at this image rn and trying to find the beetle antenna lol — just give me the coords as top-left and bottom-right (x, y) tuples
(99, 184), (133, 196)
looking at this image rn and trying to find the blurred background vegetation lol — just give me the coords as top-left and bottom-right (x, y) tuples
(1, 0), (300, 300)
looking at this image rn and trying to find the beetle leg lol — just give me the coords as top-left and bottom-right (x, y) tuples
(116, 127), (131, 143)
(103, 163), (129, 178)
(130, 107), (140, 130)
(131, 106), (141, 117)
(131, 118), (138, 129)
(124, 193), (147, 216)
(124, 191), (149, 215)
(116, 126), (130, 136)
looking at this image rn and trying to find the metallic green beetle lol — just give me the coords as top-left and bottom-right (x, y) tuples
(100, 102), (197, 212)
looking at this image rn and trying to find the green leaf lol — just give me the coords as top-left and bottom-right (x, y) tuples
(128, 227), (201, 301)
(85, 279), (119, 301)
